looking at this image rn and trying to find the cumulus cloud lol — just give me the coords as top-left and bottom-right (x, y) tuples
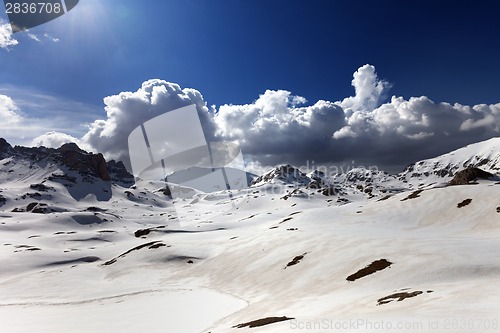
(214, 90), (345, 166)
(0, 20), (18, 50)
(32, 131), (80, 148)
(81, 79), (217, 168)
(73, 65), (499, 172)
(0, 94), (23, 124)
(4, 65), (499, 173)
(332, 95), (500, 168)
(338, 64), (392, 113)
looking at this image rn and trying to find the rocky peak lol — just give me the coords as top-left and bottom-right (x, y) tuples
(0, 139), (116, 182)
(58, 142), (85, 153)
(107, 160), (135, 187)
(251, 164), (310, 186)
(0, 138), (14, 158)
(59, 148), (111, 181)
(0, 138), (11, 150)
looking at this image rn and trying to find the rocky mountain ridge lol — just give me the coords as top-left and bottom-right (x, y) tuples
(0, 138), (133, 186)
(0, 137), (498, 204)
(250, 137), (499, 198)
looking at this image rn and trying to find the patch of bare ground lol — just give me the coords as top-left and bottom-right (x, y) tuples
(401, 190), (423, 201)
(285, 253), (307, 269)
(233, 316), (295, 328)
(346, 259), (392, 281)
(134, 228), (151, 237)
(377, 290), (433, 305)
(239, 214), (258, 221)
(457, 198), (472, 208)
(103, 241), (167, 265)
(280, 217), (293, 224)
(377, 195), (392, 202)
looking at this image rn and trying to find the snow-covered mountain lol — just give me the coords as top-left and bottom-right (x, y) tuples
(251, 137), (499, 200)
(399, 137), (500, 183)
(0, 137), (499, 333)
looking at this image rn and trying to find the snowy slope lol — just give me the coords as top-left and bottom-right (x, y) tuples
(399, 137), (500, 185)
(0, 138), (499, 333)
(253, 138), (500, 195)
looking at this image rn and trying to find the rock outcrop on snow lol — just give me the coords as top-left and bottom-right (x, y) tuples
(449, 167), (494, 185)
(0, 138), (133, 184)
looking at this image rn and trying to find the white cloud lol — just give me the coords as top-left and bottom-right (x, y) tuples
(32, 131), (80, 148)
(459, 104), (499, 131)
(27, 33), (60, 43)
(213, 66), (499, 169)
(0, 20), (18, 50)
(44, 33), (60, 42)
(334, 95), (500, 142)
(338, 64), (392, 113)
(81, 79), (217, 167)
(27, 33), (41, 42)
(0, 88), (101, 147)
(2, 65), (499, 172)
(0, 94), (23, 124)
(214, 90), (345, 166)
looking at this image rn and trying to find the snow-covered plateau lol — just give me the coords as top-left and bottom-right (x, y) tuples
(0, 138), (499, 333)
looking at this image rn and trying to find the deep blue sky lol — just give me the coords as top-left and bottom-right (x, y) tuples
(2, 0), (500, 111)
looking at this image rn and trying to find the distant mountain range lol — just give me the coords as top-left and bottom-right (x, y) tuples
(251, 137), (499, 199)
(0, 137), (498, 204)
(0, 136), (499, 332)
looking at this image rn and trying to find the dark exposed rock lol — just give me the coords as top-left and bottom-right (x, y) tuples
(30, 183), (54, 192)
(107, 160), (134, 186)
(233, 316), (295, 328)
(0, 138), (14, 158)
(252, 165), (309, 185)
(285, 253), (307, 268)
(449, 167), (494, 186)
(0, 139), (120, 183)
(85, 206), (107, 212)
(457, 198), (472, 208)
(134, 228), (151, 237)
(60, 148), (111, 181)
(160, 186), (172, 197)
(321, 186), (336, 196)
(401, 190), (423, 201)
(103, 241), (165, 265)
(377, 291), (424, 305)
(346, 259), (392, 281)
(27, 202), (49, 213)
(26, 202), (39, 212)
